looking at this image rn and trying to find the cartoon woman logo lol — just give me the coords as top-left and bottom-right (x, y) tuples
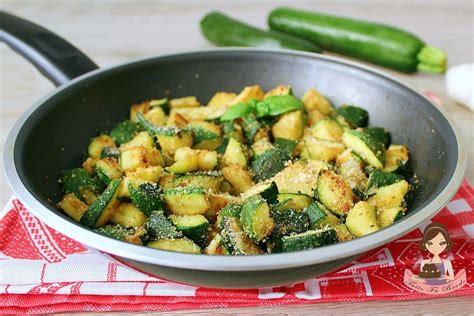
(403, 222), (467, 294)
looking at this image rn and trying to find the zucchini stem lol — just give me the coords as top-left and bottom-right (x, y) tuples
(417, 45), (447, 74)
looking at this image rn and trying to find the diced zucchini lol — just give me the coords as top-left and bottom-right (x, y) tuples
(272, 160), (328, 195)
(130, 101), (150, 122)
(57, 193), (89, 222)
(302, 89), (334, 116)
(305, 201), (327, 227)
(334, 105), (368, 128)
(221, 138), (247, 168)
(241, 113), (263, 144)
(252, 138), (274, 157)
(342, 130), (386, 169)
(240, 195), (274, 242)
(207, 92), (237, 108)
(110, 202), (147, 227)
(317, 170), (354, 216)
(334, 224), (354, 242)
(169, 214), (210, 247)
(272, 110), (304, 141)
(361, 127), (390, 149)
(220, 216), (262, 255)
(128, 182), (164, 216)
(368, 180), (410, 209)
(167, 147), (199, 174)
(186, 121), (221, 150)
(59, 168), (102, 200)
(145, 210), (182, 240)
(110, 120), (140, 145)
(216, 203), (242, 229)
(206, 192), (236, 221)
(120, 131), (155, 150)
(156, 128), (193, 155)
(338, 156), (368, 194)
(377, 206), (405, 228)
(302, 137), (345, 162)
(281, 227), (338, 252)
(88, 135), (116, 159)
(80, 188), (98, 205)
(250, 147), (290, 182)
(276, 193), (312, 210)
(221, 164), (254, 194)
(95, 158), (122, 185)
(169, 96), (201, 108)
(204, 234), (229, 255)
(169, 171), (223, 192)
(258, 181), (279, 205)
(309, 201), (341, 228)
(346, 201), (380, 237)
(79, 179), (122, 228)
(268, 208), (310, 253)
(126, 166), (163, 183)
(367, 170), (404, 191)
(307, 108), (327, 126)
(274, 138), (297, 156)
(229, 85), (264, 106)
(100, 146), (120, 159)
(149, 98), (170, 114)
(119, 146), (164, 172)
(82, 157), (97, 174)
(197, 150), (218, 171)
(144, 106), (167, 127)
(95, 224), (139, 242)
(148, 238), (201, 254)
(163, 186), (210, 215)
(384, 145), (410, 172)
(310, 119), (344, 141)
(264, 84), (292, 98)
(335, 149), (363, 167)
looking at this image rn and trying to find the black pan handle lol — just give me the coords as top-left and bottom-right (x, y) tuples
(0, 10), (98, 86)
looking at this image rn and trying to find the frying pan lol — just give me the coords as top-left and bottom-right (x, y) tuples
(1, 11), (465, 288)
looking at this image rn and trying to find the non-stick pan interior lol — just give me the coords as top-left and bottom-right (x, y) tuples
(14, 50), (458, 222)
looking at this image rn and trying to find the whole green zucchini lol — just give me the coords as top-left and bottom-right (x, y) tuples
(268, 8), (446, 73)
(201, 11), (322, 53)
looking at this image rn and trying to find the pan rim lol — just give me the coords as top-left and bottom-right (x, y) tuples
(3, 47), (466, 272)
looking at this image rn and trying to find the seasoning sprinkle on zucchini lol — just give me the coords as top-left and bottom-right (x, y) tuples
(57, 84), (417, 255)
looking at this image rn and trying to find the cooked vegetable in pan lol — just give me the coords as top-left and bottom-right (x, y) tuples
(57, 84), (415, 255)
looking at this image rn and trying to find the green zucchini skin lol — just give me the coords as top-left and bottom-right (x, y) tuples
(367, 170), (404, 190)
(362, 127), (391, 149)
(274, 138), (297, 156)
(129, 182), (164, 216)
(240, 195), (274, 242)
(250, 147), (291, 182)
(334, 105), (368, 128)
(79, 179), (121, 228)
(216, 204), (242, 229)
(95, 224), (136, 241)
(259, 181), (279, 205)
(268, 8), (446, 73)
(145, 210), (183, 240)
(269, 208), (310, 253)
(201, 11), (322, 53)
(110, 120), (140, 145)
(169, 215), (209, 247)
(281, 227), (338, 252)
(60, 168), (103, 200)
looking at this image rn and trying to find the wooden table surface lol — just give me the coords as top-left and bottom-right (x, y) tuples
(1, 0), (472, 314)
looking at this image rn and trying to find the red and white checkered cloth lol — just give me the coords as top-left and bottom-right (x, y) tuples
(1, 180), (473, 314)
